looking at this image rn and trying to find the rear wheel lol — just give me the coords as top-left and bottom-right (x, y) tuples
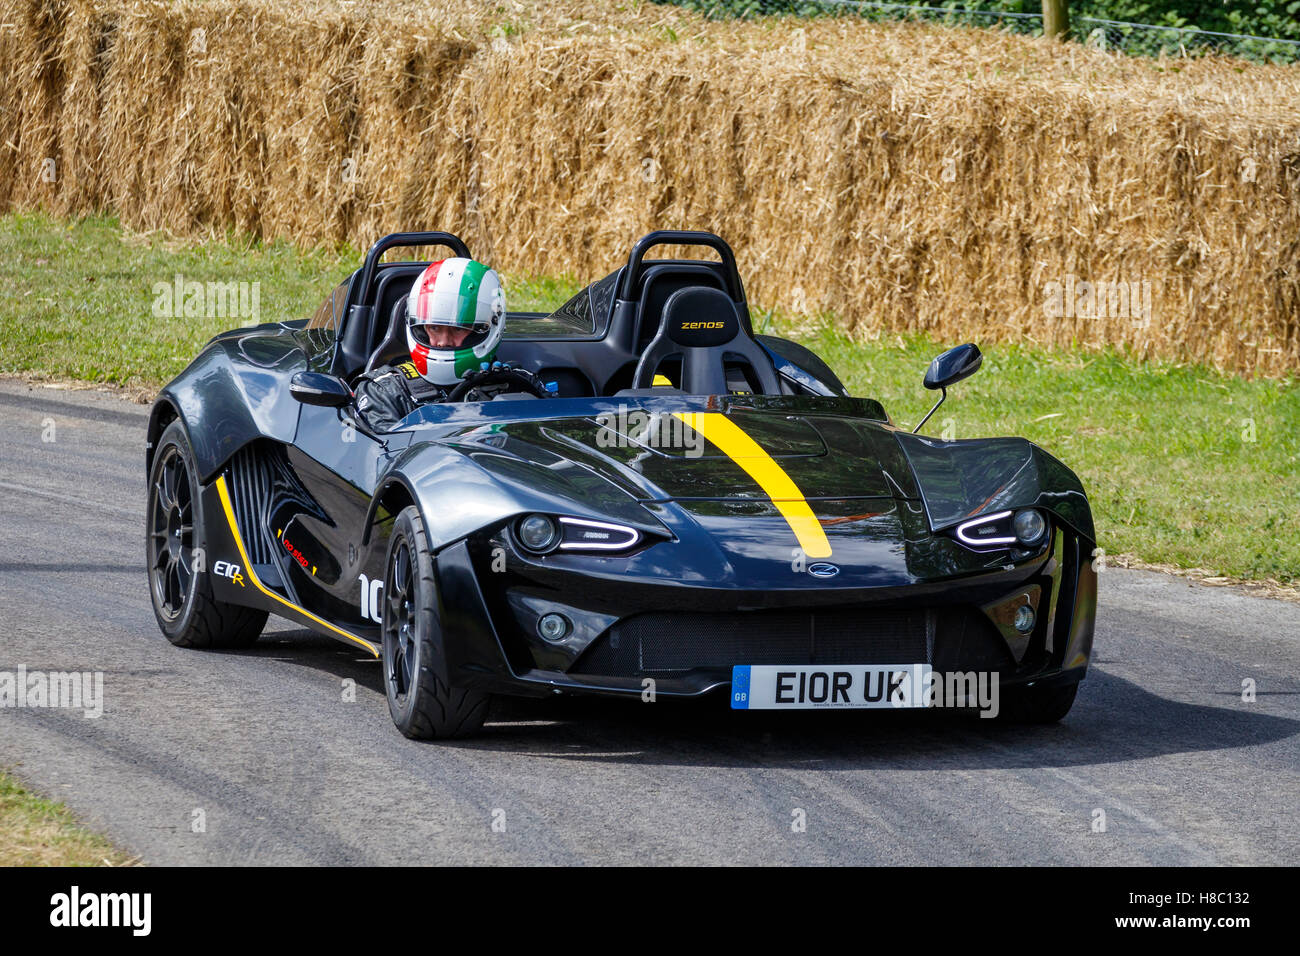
(147, 420), (267, 648)
(1000, 681), (1078, 724)
(382, 506), (490, 739)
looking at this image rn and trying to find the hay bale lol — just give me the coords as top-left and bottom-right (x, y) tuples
(1, 0), (1297, 374)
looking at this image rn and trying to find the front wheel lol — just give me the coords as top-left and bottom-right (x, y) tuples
(381, 506), (490, 739)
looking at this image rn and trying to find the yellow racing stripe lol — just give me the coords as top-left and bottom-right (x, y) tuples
(673, 412), (832, 558)
(215, 476), (379, 657)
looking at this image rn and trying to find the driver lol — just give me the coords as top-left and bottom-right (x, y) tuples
(354, 257), (543, 430)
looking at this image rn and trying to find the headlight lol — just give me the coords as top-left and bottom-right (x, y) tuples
(514, 515), (644, 555)
(1012, 508), (1047, 546)
(953, 508), (1049, 551)
(516, 514), (560, 553)
(955, 510), (1016, 548)
(558, 517), (641, 551)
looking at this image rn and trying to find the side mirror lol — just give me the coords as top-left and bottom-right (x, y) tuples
(923, 343), (982, 390)
(913, 344), (982, 434)
(290, 371), (353, 407)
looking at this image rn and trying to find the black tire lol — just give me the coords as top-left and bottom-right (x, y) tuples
(756, 334), (849, 396)
(1000, 682), (1078, 724)
(381, 506), (490, 740)
(147, 420), (268, 649)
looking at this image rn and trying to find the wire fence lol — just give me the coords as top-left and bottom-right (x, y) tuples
(658, 2), (1300, 64)
(1072, 16), (1300, 62)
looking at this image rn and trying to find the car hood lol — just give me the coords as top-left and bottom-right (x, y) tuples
(417, 399), (918, 506)
(392, 395), (1083, 582)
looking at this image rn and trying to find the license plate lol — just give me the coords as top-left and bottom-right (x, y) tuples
(731, 664), (932, 710)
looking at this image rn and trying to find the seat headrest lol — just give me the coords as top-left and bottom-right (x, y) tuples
(662, 286), (740, 348)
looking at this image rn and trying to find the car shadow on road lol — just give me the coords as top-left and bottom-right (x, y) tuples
(242, 629), (1299, 771)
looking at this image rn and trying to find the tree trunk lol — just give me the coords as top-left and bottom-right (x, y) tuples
(1042, 0), (1070, 39)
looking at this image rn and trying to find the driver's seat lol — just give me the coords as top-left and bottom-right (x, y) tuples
(631, 286), (782, 395)
(364, 295), (408, 374)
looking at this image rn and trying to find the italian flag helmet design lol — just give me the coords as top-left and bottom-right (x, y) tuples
(405, 258), (505, 386)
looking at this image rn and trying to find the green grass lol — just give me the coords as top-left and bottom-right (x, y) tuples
(2, 211), (1297, 584)
(0, 212), (575, 389)
(0, 770), (133, 866)
(784, 321), (1300, 584)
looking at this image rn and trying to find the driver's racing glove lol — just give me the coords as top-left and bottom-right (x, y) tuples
(455, 362), (557, 398)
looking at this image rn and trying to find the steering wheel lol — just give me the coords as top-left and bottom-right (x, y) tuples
(445, 364), (554, 403)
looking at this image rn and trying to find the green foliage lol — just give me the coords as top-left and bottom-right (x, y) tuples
(659, 0), (1300, 60)
(1072, 0), (1300, 39)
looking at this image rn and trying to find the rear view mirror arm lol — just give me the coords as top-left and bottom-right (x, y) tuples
(912, 387), (946, 435)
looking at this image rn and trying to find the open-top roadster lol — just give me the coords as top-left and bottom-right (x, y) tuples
(146, 230), (1096, 738)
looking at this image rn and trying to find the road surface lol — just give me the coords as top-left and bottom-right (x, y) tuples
(0, 379), (1295, 865)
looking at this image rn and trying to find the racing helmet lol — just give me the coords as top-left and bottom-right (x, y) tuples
(405, 258), (505, 386)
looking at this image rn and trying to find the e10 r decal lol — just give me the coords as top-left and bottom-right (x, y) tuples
(213, 561), (245, 587)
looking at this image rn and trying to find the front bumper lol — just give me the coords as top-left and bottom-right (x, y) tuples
(430, 524), (1097, 702)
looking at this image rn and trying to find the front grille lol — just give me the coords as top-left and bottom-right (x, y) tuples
(573, 609), (931, 676)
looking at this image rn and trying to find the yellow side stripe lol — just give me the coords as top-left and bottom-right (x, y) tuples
(673, 412), (832, 559)
(215, 476), (379, 657)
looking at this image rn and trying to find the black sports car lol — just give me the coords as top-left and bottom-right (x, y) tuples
(146, 230), (1097, 738)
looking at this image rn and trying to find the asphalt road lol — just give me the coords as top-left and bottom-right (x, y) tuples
(0, 379), (1296, 865)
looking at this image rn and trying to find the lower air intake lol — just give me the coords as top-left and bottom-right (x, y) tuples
(573, 608), (931, 676)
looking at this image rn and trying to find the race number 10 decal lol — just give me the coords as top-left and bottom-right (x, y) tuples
(358, 574), (383, 624)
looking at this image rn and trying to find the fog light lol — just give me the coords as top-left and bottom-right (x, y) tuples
(1013, 508), (1047, 545)
(1013, 604), (1036, 633)
(537, 613), (570, 642)
(518, 514), (559, 552)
